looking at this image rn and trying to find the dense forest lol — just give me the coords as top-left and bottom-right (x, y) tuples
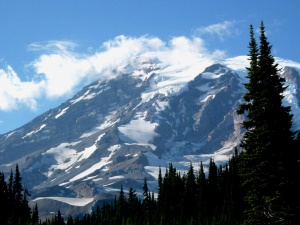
(41, 157), (244, 225)
(1, 22), (300, 225)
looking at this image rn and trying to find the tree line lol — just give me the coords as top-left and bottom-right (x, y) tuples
(0, 21), (300, 224)
(43, 157), (244, 225)
(0, 164), (39, 225)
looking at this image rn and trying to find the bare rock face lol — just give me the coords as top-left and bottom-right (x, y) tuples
(1, 59), (300, 218)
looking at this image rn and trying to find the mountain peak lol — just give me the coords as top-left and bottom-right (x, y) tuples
(0, 58), (299, 218)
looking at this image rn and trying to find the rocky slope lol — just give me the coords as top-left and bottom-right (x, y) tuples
(0, 56), (299, 218)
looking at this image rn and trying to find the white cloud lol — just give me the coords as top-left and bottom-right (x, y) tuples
(0, 66), (42, 111)
(197, 21), (239, 41)
(32, 53), (94, 98)
(0, 34), (225, 111)
(28, 40), (78, 53)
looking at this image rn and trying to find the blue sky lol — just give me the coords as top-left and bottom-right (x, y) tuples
(0, 0), (299, 134)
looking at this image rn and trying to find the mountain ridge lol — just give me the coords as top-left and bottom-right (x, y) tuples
(0, 56), (300, 218)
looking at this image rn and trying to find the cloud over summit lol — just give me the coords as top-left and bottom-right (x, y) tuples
(0, 34), (226, 112)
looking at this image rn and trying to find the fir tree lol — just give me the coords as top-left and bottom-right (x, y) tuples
(0, 172), (8, 223)
(238, 21), (299, 224)
(32, 203), (39, 225)
(116, 185), (126, 222)
(181, 163), (197, 222)
(13, 164), (24, 205)
(197, 162), (206, 224)
(66, 215), (74, 225)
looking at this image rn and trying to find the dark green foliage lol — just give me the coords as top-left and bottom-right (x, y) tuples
(238, 22), (300, 224)
(0, 164), (34, 225)
(32, 203), (40, 225)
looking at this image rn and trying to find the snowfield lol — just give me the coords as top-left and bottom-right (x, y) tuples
(33, 197), (94, 207)
(118, 112), (158, 143)
(69, 144), (120, 182)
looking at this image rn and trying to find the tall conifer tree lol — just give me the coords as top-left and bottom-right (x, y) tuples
(238, 21), (299, 224)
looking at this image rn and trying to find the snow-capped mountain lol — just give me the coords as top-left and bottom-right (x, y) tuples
(0, 56), (300, 218)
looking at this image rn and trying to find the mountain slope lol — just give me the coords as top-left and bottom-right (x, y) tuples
(0, 56), (300, 218)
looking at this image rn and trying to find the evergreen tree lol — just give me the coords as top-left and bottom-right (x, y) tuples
(66, 215), (74, 225)
(116, 185), (126, 222)
(0, 172), (8, 223)
(13, 164), (24, 205)
(8, 169), (14, 205)
(142, 177), (150, 211)
(157, 166), (163, 211)
(238, 21), (299, 224)
(55, 210), (64, 225)
(32, 203), (39, 225)
(20, 188), (31, 224)
(0, 165), (34, 225)
(181, 163), (197, 222)
(207, 158), (218, 221)
(196, 162), (206, 224)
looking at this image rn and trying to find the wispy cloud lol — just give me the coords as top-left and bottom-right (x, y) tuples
(197, 21), (239, 41)
(28, 41), (78, 54)
(0, 34), (225, 111)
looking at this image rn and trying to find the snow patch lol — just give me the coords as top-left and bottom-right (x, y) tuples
(155, 100), (169, 111)
(118, 112), (158, 143)
(144, 151), (168, 179)
(141, 86), (183, 104)
(109, 175), (125, 180)
(22, 124), (46, 139)
(33, 197), (94, 207)
(5, 131), (16, 139)
(199, 94), (215, 102)
(55, 107), (69, 119)
(82, 175), (98, 181)
(41, 135), (104, 178)
(124, 143), (156, 150)
(98, 111), (120, 130)
(42, 143), (79, 177)
(77, 133), (105, 162)
(283, 81), (300, 129)
(69, 89), (95, 105)
(69, 144), (120, 182)
(196, 83), (210, 92)
(201, 67), (228, 79)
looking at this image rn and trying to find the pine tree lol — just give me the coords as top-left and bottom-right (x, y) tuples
(13, 164), (24, 206)
(238, 21), (299, 224)
(0, 172), (8, 223)
(8, 169), (13, 203)
(20, 188), (31, 224)
(56, 210), (64, 225)
(32, 203), (39, 225)
(182, 163), (197, 222)
(142, 177), (150, 210)
(116, 185), (126, 222)
(157, 166), (163, 209)
(197, 162), (206, 224)
(66, 215), (74, 225)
